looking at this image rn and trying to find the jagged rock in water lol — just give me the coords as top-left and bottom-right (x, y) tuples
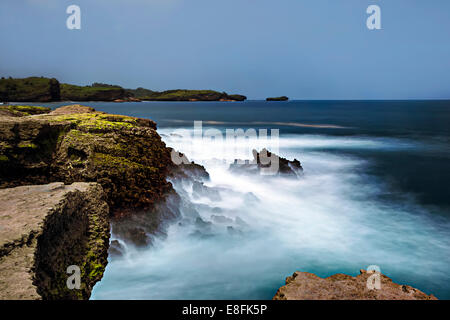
(0, 182), (109, 300)
(230, 148), (303, 177)
(109, 240), (125, 257)
(192, 181), (222, 201)
(167, 150), (210, 182)
(111, 192), (182, 247)
(211, 215), (234, 224)
(273, 270), (437, 300)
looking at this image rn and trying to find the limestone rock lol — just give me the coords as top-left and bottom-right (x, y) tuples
(0, 105), (172, 215)
(273, 270), (437, 300)
(0, 182), (109, 300)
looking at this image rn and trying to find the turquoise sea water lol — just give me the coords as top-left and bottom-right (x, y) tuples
(31, 100), (450, 299)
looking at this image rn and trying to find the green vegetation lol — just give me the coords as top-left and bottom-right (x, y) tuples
(60, 83), (126, 101)
(266, 96), (289, 101)
(133, 89), (247, 101)
(1, 77), (247, 102)
(0, 77), (60, 102)
(125, 87), (157, 98)
(0, 105), (51, 116)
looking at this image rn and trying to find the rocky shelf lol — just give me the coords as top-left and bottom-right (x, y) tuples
(273, 270), (437, 300)
(0, 182), (109, 300)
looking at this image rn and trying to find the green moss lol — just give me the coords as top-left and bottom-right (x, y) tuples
(17, 141), (38, 149)
(0, 155), (8, 162)
(0, 141), (12, 149)
(88, 264), (104, 279)
(0, 105), (51, 116)
(93, 152), (148, 170)
(50, 113), (138, 131)
(60, 83), (125, 101)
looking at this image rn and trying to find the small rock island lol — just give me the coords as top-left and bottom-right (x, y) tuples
(266, 96), (289, 101)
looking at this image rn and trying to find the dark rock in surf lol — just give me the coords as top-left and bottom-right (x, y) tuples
(109, 240), (125, 257)
(229, 148), (303, 177)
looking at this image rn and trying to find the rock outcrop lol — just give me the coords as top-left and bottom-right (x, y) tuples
(0, 104), (173, 215)
(229, 148), (303, 177)
(0, 182), (109, 300)
(266, 96), (289, 101)
(273, 270), (437, 300)
(0, 104), (211, 250)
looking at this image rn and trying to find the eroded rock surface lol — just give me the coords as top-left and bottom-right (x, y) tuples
(273, 270), (437, 300)
(230, 148), (303, 177)
(0, 182), (109, 300)
(0, 104), (172, 215)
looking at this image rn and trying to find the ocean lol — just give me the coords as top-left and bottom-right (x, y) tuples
(30, 100), (450, 299)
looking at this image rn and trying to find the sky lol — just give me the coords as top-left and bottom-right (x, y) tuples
(0, 0), (449, 100)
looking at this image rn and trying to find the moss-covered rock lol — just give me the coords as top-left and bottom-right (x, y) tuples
(0, 105), (172, 215)
(0, 105), (51, 117)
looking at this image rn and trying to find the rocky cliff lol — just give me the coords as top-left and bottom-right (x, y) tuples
(0, 104), (208, 252)
(0, 104), (173, 215)
(60, 83), (128, 101)
(128, 89), (247, 102)
(273, 270), (437, 300)
(0, 77), (60, 102)
(1, 77), (247, 102)
(0, 182), (109, 300)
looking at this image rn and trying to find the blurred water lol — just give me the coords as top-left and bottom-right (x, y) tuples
(26, 100), (450, 299)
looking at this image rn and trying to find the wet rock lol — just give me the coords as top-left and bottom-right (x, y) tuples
(0, 182), (109, 300)
(211, 215), (234, 224)
(111, 192), (182, 247)
(273, 270), (438, 300)
(230, 149), (303, 177)
(227, 226), (243, 236)
(195, 217), (213, 230)
(235, 217), (248, 227)
(192, 181), (221, 201)
(167, 150), (210, 182)
(109, 240), (125, 257)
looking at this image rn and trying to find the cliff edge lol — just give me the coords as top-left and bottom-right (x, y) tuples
(0, 182), (109, 300)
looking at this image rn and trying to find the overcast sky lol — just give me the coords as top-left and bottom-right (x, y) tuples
(1, 0), (449, 99)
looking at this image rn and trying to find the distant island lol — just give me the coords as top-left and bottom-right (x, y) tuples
(0, 77), (247, 103)
(266, 96), (289, 101)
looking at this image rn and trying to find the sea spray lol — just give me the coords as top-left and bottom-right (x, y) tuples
(92, 130), (450, 299)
